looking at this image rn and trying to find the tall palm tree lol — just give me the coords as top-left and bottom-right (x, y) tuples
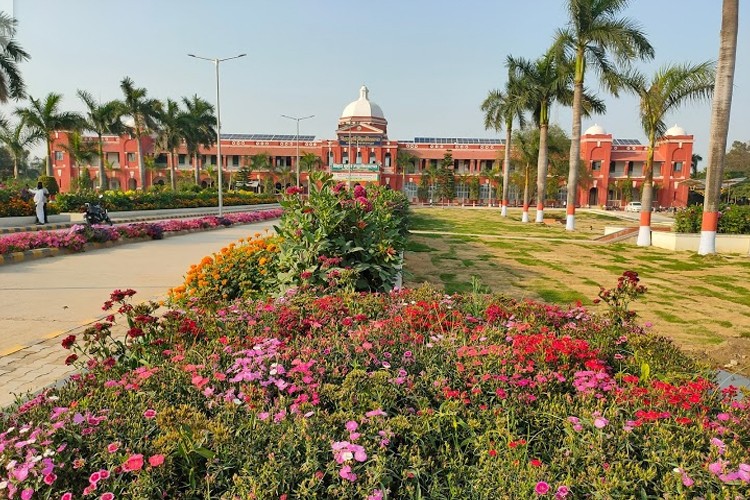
(299, 152), (322, 192)
(481, 64), (528, 217)
(691, 153), (703, 178)
(555, 0), (654, 231)
(77, 90), (125, 190)
(513, 127), (541, 222)
(60, 130), (98, 191)
(15, 93), (83, 176)
(0, 117), (40, 178)
(181, 95), (215, 185)
(508, 50), (605, 223)
(625, 62), (714, 246)
(119, 77), (162, 190)
(396, 150), (418, 195)
(156, 98), (183, 190)
(700, 0), (739, 255)
(0, 12), (29, 102)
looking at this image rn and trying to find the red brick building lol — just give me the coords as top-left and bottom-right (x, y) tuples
(50, 86), (694, 208)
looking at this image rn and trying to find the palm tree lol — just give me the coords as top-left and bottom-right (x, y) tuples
(77, 90), (125, 190)
(396, 150), (418, 196)
(555, 0), (654, 231)
(15, 93), (83, 176)
(0, 12), (29, 102)
(119, 77), (162, 190)
(181, 95), (215, 185)
(481, 64), (528, 217)
(508, 50), (605, 223)
(0, 118), (40, 178)
(60, 130), (98, 191)
(625, 62), (714, 246)
(513, 127), (540, 222)
(691, 153), (703, 178)
(700, 0), (739, 255)
(299, 152), (322, 190)
(155, 98), (183, 190)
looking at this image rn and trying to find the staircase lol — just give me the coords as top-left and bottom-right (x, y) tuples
(595, 226), (639, 243)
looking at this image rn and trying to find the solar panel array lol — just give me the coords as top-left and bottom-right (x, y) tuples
(413, 137), (504, 145)
(221, 133), (316, 141)
(612, 138), (641, 146)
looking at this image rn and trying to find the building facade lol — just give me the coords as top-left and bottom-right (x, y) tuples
(50, 86), (693, 208)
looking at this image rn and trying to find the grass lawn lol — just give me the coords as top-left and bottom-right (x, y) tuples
(404, 207), (750, 374)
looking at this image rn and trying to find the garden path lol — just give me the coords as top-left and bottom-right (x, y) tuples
(0, 220), (278, 407)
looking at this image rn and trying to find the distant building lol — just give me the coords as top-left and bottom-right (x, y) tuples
(50, 86), (693, 208)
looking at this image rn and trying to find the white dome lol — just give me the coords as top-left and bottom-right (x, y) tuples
(584, 123), (607, 135)
(340, 85), (385, 119)
(665, 124), (687, 136)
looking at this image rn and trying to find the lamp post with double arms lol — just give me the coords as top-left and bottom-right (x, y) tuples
(188, 52), (246, 215)
(281, 114), (314, 189)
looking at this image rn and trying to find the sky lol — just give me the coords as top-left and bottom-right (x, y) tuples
(1, 0), (747, 164)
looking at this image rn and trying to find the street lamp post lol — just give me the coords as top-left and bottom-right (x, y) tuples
(188, 52), (246, 216)
(281, 114), (314, 189)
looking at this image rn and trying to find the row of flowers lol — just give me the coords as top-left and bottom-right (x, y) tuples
(1, 278), (748, 498)
(0, 210), (282, 256)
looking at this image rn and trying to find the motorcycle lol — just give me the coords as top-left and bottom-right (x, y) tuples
(84, 195), (113, 225)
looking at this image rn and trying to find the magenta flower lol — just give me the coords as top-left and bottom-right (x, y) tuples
(594, 417), (609, 429)
(555, 485), (569, 498)
(535, 481), (550, 495)
(367, 490), (384, 500)
(21, 489), (34, 500)
(107, 442), (120, 453)
(100, 493), (115, 500)
(143, 409), (157, 419)
(345, 420), (359, 432)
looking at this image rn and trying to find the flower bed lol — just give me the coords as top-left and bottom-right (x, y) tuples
(1, 273), (749, 498)
(0, 210), (282, 256)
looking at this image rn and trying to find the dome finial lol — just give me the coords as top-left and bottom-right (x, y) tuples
(359, 85), (369, 100)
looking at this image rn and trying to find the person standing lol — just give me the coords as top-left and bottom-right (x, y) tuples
(29, 181), (49, 225)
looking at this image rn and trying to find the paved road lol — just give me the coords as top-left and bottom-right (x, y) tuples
(0, 220), (277, 407)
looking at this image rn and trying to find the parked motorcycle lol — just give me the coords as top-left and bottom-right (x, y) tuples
(84, 195), (113, 225)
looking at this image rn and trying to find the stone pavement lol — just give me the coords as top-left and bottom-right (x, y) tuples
(0, 218), (279, 408)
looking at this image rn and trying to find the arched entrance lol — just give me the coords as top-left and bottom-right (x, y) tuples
(588, 187), (598, 206)
(128, 178), (137, 190)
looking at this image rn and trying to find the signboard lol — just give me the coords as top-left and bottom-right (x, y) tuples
(331, 172), (380, 182)
(330, 163), (379, 173)
(339, 136), (382, 146)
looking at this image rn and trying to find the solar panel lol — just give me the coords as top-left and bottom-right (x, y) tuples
(220, 133), (317, 141)
(613, 138), (642, 146)
(413, 137), (504, 145)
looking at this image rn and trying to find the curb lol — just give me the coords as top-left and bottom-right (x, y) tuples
(0, 220), (277, 267)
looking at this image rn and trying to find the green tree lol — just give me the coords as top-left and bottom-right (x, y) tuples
(15, 92), (83, 176)
(691, 153), (703, 178)
(555, 0), (654, 231)
(181, 95), (216, 185)
(724, 141), (750, 177)
(60, 130), (97, 192)
(299, 152), (321, 191)
(0, 12), (29, 102)
(417, 173), (430, 202)
(468, 176), (480, 202)
(700, 0), (739, 255)
(235, 166), (252, 190)
(509, 49), (604, 222)
(155, 98), (184, 191)
(119, 77), (162, 190)
(481, 66), (528, 216)
(77, 90), (124, 190)
(0, 118), (40, 178)
(437, 151), (456, 202)
(396, 150), (418, 195)
(625, 62), (714, 246)
(512, 127), (540, 222)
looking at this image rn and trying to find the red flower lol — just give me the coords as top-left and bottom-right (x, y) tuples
(64, 354), (78, 365)
(122, 453), (144, 472)
(530, 458), (542, 467)
(61, 335), (76, 349)
(148, 454), (165, 467)
(488, 449), (497, 457)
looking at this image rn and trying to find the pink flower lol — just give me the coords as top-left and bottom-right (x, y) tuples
(61, 493), (73, 500)
(143, 409), (157, 419)
(148, 454), (165, 467)
(107, 442), (120, 453)
(122, 453), (144, 472)
(43, 473), (57, 485)
(89, 471), (102, 484)
(339, 465), (357, 482)
(555, 485), (569, 498)
(593, 417), (609, 429)
(345, 420), (359, 432)
(21, 489), (34, 500)
(716, 412), (730, 421)
(365, 409), (386, 418)
(367, 490), (384, 500)
(535, 481), (550, 495)
(100, 493), (115, 500)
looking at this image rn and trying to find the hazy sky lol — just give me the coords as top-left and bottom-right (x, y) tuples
(1, 0), (747, 162)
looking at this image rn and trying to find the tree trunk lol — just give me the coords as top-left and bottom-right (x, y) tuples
(13, 157), (18, 179)
(170, 149), (177, 191)
(535, 122), (549, 223)
(700, 0), (738, 255)
(566, 48), (585, 231)
(46, 138), (53, 177)
(98, 134), (107, 190)
(522, 163), (530, 223)
(193, 153), (200, 185)
(501, 123), (512, 217)
(637, 137), (656, 246)
(136, 134), (146, 190)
